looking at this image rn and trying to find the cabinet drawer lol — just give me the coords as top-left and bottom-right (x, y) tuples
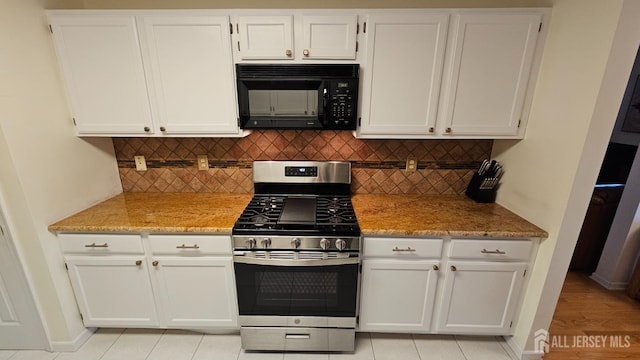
(449, 239), (532, 261)
(363, 237), (443, 258)
(148, 235), (231, 255)
(59, 234), (143, 254)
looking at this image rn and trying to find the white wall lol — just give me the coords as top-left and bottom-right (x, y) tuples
(492, 0), (640, 356)
(0, 0), (122, 345)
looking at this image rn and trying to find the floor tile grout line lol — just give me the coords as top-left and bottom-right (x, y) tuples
(453, 335), (471, 360)
(143, 329), (167, 360)
(95, 328), (126, 360)
(367, 333), (377, 360)
(188, 332), (207, 360)
(495, 335), (518, 360)
(411, 334), (422, 360)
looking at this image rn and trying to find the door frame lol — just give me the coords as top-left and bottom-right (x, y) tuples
(0, 190), (50, 350)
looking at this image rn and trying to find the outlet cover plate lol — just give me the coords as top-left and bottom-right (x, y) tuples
(406, 156), (417, 172)
(197, 155), (209, 170)
(134, 155), (147, 171)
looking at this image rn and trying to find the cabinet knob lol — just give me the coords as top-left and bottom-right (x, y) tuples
(303, 49), (310, 57)
(135, 260), (142, 266)
(285, 49), (292, 57)
(160, 126), (166, 132)
(429, 127), (435, 133)
(451, 265), (457, 271)
(445, 127), (452, 133)
(433, 264), (439, 271)
(152, 260), (159, 267)
(144, 126), (150, 132)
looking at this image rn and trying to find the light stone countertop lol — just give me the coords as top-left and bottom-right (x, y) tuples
(351, 194), (547, 238)
(49, 192), (547, 239)
(48, 192), (253, 233)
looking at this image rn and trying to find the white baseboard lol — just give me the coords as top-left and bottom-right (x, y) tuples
(504, 336), (544, 360)
(50, 327), (96, 352)
(590, 272), (628, 290)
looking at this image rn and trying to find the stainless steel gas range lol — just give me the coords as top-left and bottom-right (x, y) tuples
(232, 161), (361, 352)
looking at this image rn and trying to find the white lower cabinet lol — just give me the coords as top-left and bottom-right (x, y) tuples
(436, 261), (527, 334)
(151, 257), (238, 328)
(359, 259), (439, 332)
(359, 237), (443, 333)
(359, 237), (533, 336)
(65, 255), (159, 327)
(59, 233), (238, 329)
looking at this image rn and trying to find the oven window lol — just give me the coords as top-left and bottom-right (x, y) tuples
(248, 90), (318, 118)
(234, 263), (358, 317)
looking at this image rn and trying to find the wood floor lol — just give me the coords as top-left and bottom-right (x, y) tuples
(544, 271), (640, 359)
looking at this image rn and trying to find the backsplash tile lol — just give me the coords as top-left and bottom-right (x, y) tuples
(113, 130), (492, 194)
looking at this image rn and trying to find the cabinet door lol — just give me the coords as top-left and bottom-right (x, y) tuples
(139, 15), (240, 135)
(65, 256), (158, 327)
(237, 15), (294, 60)
(440, 13), (542, 137)
(359, 14), (449, 137)
(437, 262), (527, 335)
(359, 259), (440, 332)
(49, 15), (154, 135)
(151, 257), (239, 328)
(300, 15), (358, 60)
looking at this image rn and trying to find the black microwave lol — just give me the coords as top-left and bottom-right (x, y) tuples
(236, 64), (359, 130)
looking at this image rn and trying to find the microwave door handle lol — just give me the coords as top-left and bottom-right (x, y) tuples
(320, 86), (328, 123)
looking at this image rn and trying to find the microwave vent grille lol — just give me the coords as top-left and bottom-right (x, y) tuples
(236, 64), (359, 78)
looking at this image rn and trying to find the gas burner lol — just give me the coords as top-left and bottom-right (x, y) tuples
(249, 215), (270, 224)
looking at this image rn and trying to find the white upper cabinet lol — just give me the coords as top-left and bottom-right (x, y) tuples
(439, 12), (543, 137)
(358, 13), (449, 137)
(49, 15), (154, 135)
(49, 11), (242, 137)
(233, 13), (358, 61)
(236, 15), (294, 60)
(138, 15), (240, 135)
(300, 14), (358, 60)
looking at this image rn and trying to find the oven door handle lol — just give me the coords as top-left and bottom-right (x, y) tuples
(233, 256), (359, 267)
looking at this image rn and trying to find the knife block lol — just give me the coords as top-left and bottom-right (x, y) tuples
(465, 173), (497, 203)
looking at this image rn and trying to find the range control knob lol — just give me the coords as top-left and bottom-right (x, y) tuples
(246, 238), (256, 249)
(320, 238), (331, 250)
(261, 238), (271, 249)
(291, 238), (301, 249)
(335, 238), (347, 251)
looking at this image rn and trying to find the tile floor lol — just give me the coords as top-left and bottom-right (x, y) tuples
(0, 329), (516, 360)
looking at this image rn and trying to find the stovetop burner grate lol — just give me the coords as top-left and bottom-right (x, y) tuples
(233, 195), (360, 236)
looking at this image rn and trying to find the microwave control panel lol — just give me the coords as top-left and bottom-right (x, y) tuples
(327, 79), (358, 128)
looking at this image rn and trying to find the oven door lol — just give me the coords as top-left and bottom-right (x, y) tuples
(233, 255), (359, 325)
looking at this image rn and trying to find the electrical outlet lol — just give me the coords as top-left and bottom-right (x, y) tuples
(134, 155), (147, 171)
(406, 156), (417, 172)
(197, 155), (209, 170)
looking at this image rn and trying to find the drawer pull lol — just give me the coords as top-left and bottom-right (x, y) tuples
(392, 246), (416, 252)
(433, 264), (439, 271)
(451, 265), (457, 271)
(176, 244), (200, 249)
(84, 242), (108, 248)
(481, 248), (506, 255)
(152, 260), (159, 267)
(285, 334), (311, 340)
(135, 260), (142, 266)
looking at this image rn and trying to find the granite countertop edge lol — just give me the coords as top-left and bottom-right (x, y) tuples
(48, 193), (548, 239)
